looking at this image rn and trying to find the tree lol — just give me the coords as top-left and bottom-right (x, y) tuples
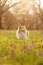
(2, 10), (19, 30)
(0, 0), (21, 29)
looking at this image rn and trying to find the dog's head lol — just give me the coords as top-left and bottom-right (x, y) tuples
(18, 25), (26, 33)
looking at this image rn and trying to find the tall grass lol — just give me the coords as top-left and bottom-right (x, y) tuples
(0, 30), (43, 65)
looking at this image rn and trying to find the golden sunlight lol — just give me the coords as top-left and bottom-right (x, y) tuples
(9, 0), (43, 13)
(12, 0), (20, 3)
(6, 0), (19, 5)
(41, 0), (43, 8)
(35, 0), (43, 8)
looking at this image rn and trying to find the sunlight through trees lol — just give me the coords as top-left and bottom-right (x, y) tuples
(0, 0), (43, 29)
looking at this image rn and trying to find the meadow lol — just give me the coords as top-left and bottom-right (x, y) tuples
(0, 30), (43, 65)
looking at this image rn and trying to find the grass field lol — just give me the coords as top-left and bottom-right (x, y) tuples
(0, 30), (43, 65)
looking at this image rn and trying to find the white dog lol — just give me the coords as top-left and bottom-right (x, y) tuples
(16, 25), (29, 39)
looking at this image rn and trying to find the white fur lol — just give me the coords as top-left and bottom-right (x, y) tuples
(16, 26), (29, 39)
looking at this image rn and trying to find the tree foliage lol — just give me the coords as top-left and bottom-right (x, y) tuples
(0, 0), (43, 30)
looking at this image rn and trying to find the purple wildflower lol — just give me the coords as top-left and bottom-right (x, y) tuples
(41, 45), (43, 49)
(37, 51), (43, 56)
(10, 44), (17, 53)
(29, 42), (35, 50)
(22, 42), (35, 53)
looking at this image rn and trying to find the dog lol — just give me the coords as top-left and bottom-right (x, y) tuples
(16, 25), (29, 39)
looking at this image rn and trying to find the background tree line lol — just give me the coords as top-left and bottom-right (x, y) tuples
(0, 0), (43, 30)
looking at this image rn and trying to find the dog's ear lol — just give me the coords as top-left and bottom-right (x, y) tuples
(18, 23), (21, 29)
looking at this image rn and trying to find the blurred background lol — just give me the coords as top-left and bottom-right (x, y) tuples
(0, 0), (43, 30)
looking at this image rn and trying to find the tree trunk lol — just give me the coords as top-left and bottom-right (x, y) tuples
(0, 15), (3, 29)
(0, 6), (3, 29)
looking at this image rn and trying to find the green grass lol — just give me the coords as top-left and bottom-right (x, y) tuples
(0, 30), (43, 65)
